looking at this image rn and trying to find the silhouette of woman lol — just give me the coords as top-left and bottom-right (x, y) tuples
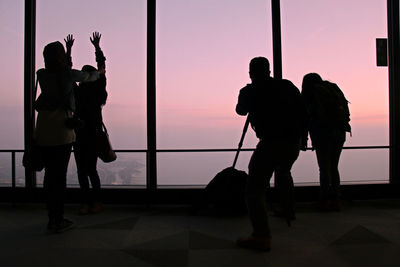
(35, 38), (104, 233)
(302, 73), (350, 211)
(66, 32), (108, 215)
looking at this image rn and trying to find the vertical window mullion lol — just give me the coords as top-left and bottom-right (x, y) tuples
(24, 0), (36, 188)
(147, 0), (157, 192)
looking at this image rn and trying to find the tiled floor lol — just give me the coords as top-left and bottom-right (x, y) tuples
(0, 200), (399, 267)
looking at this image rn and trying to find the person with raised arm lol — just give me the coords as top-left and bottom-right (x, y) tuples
(35, 36), (104, 233)
(68, 32), (108, 215)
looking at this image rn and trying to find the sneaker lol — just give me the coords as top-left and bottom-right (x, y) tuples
(55, 218), (75, 233)
(236, 235), (271, 251)
(78, 204), (90, 215)
(317, 200), (331, 212)
(90, 202), (103, 214)
(272, 209), (296, 226)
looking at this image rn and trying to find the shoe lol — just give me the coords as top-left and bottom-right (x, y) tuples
(78, 204), (90, 215)
(236, 235), (271, 251)
(90, 202), (102, 214)
(285, 213), (296, 227)
(273, 210), (296, 227)
(55, 218), (75, 233)
(317, 200), (331, 212)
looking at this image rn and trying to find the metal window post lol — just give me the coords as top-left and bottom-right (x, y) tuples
(388, 0), (400, 184)
(147, 0), (157, 193)
(12, 151), (16, 206)
(24, 0), (36, 188)
(271, 0), (282, 80)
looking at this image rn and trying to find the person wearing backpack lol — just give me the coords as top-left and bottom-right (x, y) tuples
(65, 32), (108, 215)
(301, 73), (351, 212)
(235, 57), (307, 251)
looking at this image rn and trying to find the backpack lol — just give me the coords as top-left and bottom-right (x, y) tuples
(204, 167), (248, 215)
(247, 79), (307, 141)
(312, 81), (351, 133)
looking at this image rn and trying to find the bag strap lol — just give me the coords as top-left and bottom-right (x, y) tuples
(101, 121), (108, 134)
(232, 115), (250, 168)
(31, 79), (39, 123)
(33, 78), (38, 100)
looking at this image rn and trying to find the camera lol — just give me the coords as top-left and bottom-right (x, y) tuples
(65, 116), (85, 129)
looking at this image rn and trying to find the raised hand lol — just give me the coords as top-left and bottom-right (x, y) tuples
(64, 34), (74, 52)
(90, 32), (101, 50)
(98, 66), (106, 75)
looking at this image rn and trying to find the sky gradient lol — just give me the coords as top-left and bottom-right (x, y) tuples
(0, 0), (389, 185)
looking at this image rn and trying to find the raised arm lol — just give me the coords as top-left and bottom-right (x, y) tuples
(64, 34), (75, 68)
(90, 31), (101, 51)
(90, 32), (106, 73)
(64, 34), (74, 68)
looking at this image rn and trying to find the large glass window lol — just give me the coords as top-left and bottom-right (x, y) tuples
(281, 0), (389, 183)
(158, 151), (253, 186)
(157, 0), (272, 186)
(36, 0), (147, 186)
(0, 0), (24, 186)
(1, 1), (391, 189)
(292, 149), (389, 185)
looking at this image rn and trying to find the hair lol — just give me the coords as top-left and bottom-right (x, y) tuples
(79, 64), (107, 106)
(80, 65), (97, 85)
(43, 41), (67, 71)
(302, 73), (323, 95)
(81, 65), (97, 72)
(249, 57), (270, 75)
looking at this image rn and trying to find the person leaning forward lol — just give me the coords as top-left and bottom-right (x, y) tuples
(235, 57), (307, 251)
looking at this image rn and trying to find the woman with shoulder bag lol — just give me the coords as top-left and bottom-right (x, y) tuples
(35, 37), (104, 233)
(69, 32), (108, 215)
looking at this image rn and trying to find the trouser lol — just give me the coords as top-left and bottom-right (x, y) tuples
(42, 143), (72, 223)
(246, 140), (300, 237)
(74, 139), (101, 204)
(314, 135), (345, 201)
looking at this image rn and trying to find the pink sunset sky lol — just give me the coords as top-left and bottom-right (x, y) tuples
(0, 0), (388, 148)
(0, 0), (390, 184)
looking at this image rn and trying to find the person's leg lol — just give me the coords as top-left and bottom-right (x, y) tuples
(74, 141), (91, 215)
(87, 146), (102, 213)
(246, 142), (274, 237)
(315, 143), (332, 204)
(274, 142), (300, 224)
(330, 134), (345, 209)
(237, 141), (274, 251)
(42, 143), (72, 227)
(87, 148), (101, 201)
(43, 146), (61, 225)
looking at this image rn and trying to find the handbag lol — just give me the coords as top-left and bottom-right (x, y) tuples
(22, 141), (44, 172)
(96, 122), (117, 163)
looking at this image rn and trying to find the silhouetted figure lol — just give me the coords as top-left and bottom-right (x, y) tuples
(301, 73), (350, 211)
(35, 39), (103, 233)
(66, 32), (107, 215)
(235, 57), (307, 251)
